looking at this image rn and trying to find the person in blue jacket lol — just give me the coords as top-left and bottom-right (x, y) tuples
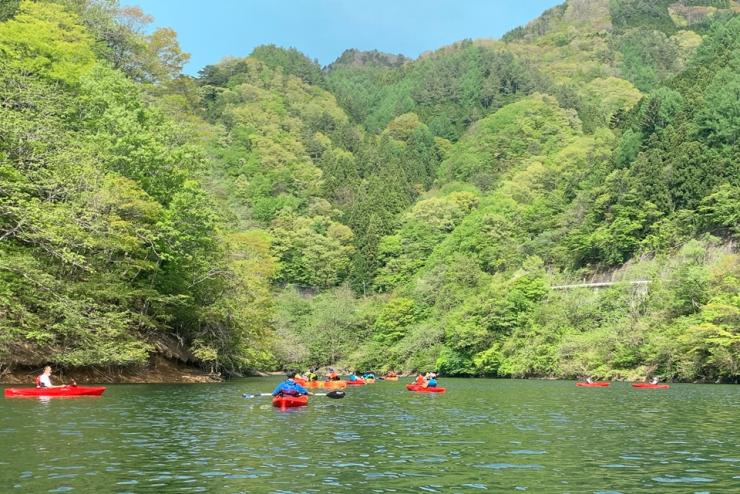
(424, 372), (438, 388)
(347, 371), (361, 382)
(272, 372), (311, 397)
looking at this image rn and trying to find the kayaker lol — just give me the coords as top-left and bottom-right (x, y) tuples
(650, 376), (659, 385)
(423, 372), (438, 388)
(347, 371), (362, 382)
(326, 368), (340, 381)
(386, 371), (397, 378)
(413, 373), (425, 386)
(363, 372), (375, 380)
(586, 377), (593, 384)
(36, 366), (63, 388)
(306, 369), (319, 381)
(272, 372), (311, 397)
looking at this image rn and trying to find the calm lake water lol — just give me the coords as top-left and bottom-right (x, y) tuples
(1, 378), (738, 493)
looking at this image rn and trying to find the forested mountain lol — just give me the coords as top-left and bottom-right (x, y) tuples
(1, 0), (737, 381)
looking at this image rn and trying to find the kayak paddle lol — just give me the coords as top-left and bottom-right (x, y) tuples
(242, 390), (345, 399)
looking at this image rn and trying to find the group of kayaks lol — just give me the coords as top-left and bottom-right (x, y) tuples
(270, 378), (445, 408)
(3, 378), (669, 402)
(576, 381), (670, 389)
(2, 375), (427, 402)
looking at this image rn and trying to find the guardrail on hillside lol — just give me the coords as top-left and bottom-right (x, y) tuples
(550, 280), (651, 290)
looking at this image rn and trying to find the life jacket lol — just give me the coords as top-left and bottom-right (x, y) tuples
(414, 375), (424, 385)
(274, 381), (302, 396)
(328, 372), (338, 380)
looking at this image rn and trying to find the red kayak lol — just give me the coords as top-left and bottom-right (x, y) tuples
(346, 379), (366, 386)
(406, 384), (446, 393)
(272, 395), (309, 408)
(576, 382), (610, 387)
(632, 383), (670, 389)
(4, 386), (106, 397)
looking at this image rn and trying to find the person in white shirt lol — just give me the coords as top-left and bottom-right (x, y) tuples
(36, 366), (63, 388)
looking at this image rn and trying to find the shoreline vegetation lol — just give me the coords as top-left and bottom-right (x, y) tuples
(1, 1), (738, 383)
(2, 361), (736, 385)
(0, 358), (222, 385)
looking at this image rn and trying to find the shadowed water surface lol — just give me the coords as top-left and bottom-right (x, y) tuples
(1, 379), (738, 493)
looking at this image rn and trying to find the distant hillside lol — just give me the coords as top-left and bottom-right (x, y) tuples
(502, 0), (739, 90)
(1, 0), (737, 382)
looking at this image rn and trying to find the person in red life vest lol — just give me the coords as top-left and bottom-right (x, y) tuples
(326, 368), (340, 381)
(36, 366), (64, 388)
(272, 371), (311, 397)
(413, 372), (425, 386)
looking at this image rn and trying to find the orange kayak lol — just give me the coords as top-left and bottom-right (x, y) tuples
(406, 384), (445, 393)
(632, 383), (670, 389)
(305, 380), (347, 389)
(576, 382), (610, 387)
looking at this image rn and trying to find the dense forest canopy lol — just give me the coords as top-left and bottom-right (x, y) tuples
(1, 0), (738, 381)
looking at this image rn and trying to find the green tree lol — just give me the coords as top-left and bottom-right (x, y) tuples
(0, 1), (96, 84)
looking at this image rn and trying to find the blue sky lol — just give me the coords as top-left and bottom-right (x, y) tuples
(130, 0), (563, 75)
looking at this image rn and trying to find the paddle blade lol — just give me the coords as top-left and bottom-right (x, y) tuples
(326, 391), (345, 399)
